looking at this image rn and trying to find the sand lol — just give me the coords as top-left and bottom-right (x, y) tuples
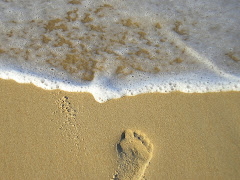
(0, 79), (240, 180)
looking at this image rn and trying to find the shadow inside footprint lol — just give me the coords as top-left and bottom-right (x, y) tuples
(117, 143), (123, 154)
(117, 131), (125, 155)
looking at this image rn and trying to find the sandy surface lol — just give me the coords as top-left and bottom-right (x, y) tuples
(0, 79), (240, 180)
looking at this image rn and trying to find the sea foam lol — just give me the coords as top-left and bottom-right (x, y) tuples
(0, 0), (240, 102)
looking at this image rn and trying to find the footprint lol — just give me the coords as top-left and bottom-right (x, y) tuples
(113, 129), (153, 180)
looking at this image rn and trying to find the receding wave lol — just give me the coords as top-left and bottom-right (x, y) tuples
(0, 0), (240, 102)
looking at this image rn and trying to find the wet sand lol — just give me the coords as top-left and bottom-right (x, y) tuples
(0, 79), (240, 179)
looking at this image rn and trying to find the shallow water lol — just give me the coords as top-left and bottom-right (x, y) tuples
(0, 0), (240, 102)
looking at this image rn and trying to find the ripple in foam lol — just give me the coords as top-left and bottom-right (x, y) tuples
(0, 0), (240, 102)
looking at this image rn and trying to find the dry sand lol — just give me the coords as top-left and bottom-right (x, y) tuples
(0, 79), (240, 180)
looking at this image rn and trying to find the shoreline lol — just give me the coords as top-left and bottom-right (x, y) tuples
(0, 79), (240, 179)
(1, 69), (240, 103)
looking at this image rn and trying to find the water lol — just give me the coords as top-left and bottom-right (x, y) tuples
(0, 0), (240, 102)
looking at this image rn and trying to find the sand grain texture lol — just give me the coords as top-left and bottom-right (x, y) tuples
(0, 79), (240, 180)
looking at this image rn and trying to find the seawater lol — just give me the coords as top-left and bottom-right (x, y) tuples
(0, 0), (240, 102)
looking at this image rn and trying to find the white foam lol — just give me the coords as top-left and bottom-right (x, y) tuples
(0, 0), (240, 103)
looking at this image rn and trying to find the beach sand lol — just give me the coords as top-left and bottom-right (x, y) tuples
(0, 79), (240, 179)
